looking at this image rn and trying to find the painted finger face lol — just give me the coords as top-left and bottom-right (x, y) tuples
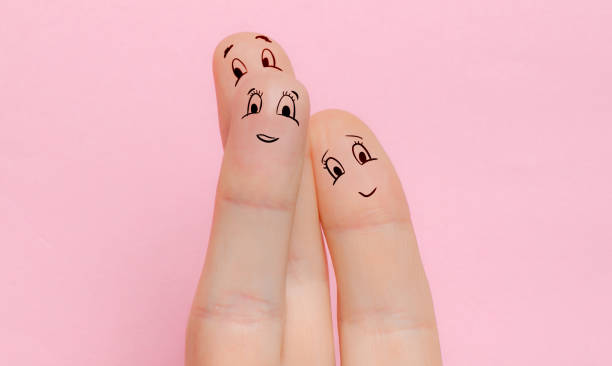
(227, 73), (309, 162)
(321, 134), (380, 197)
(213, 32), (295, 145)
(219, 74), (309, 207)
(322, 134), (379, 195)
(242, 87), (301, 144)
(310, 110), (410, 228)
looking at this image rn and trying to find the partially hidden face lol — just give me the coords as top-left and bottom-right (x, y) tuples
(213, 32), (295, 144)
(310, 110), (410, 228)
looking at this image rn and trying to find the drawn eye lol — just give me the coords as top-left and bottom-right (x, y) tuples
(276, 92), (298, 125)
(324, 157), (345, 185)
(262, 48), (282, 70)
(232, 58), (248, 86)
(243, 90), (262, 118)
(352, 141), (377, 165)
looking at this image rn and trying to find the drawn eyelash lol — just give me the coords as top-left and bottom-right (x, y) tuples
(351, 139), (377, 165)
(282, 90), (295, 102)
(322, 154), (345, 185)
(249, 89), (263, 97)
(321, 150), (329, 167)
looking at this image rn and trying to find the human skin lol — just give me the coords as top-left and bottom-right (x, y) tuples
(212, 32), (295, 146)
(186, 73), (313, 365)
(186, 33), (442, 366)
(208, 32), (336, 365)
(189, 32), (335, 366)
(309, 109), (442, 365)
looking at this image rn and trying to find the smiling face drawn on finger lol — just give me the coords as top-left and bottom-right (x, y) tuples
(221, 75), (310, 210)
(241, 86), (301, 144)
(214, 33), (295, 145)
(227, 74), (308, 157)
(322, 134), (380, 198)
(309, 110), (411, 228)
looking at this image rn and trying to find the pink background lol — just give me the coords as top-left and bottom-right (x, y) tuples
(1, 0), (611, 364)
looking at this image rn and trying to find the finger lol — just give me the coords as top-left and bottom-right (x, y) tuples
(213, 32), (295, 146)
(212, 32), (334, 364)
(309, 109), (442, 366)
(282, 151), (336, 366)
(213, 32), (334, 365)
(186, 74), (309, 366)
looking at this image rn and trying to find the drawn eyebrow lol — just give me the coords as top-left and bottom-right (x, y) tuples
(255, 35), (272, 43)
(290, 90), (299, 100)
(223, 44), (233, 58)
(321, 149), (329, 164)
(247, 87), (255, 95)
(346, 134), (363, 139)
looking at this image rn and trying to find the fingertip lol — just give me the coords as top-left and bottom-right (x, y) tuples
(213, 32), (296, 146)
(308, 109), (410, 230)
(219, 74), (311, 209)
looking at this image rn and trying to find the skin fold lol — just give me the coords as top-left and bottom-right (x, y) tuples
(187, 32), (441, 366)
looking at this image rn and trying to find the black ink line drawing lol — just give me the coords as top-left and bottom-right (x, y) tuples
(255, 35), (272, 43)
(351, 140), (377, 165)
(242, 88), (262, 119)
(322, 152), (345, 185)
(321, 149), (329, 164)
(256, 134), (279, 143)
(261, 48), (282, 71)
(358, 187), (377, 197)
(242, 88), (302, 144)
(322, 135), (379, 192)
(276, 91), (299, 126)
(232, 58), (248, 86)
(223, 44), (233, 58)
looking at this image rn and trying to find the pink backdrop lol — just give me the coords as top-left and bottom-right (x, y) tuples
(1, 0), (611, 364)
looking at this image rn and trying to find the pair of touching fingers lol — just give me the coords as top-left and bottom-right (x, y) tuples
(186, 32), (442, 366)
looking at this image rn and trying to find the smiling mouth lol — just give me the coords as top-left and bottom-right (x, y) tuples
(256, 134), (279, 143)
(358, 187), (377, 197)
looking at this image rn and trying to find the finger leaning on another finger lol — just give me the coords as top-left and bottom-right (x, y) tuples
(309, 109), (442, 366)
(209, 32), (335, 366)
(186, 74), (310, 366)
(212, 32), (295, 147)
